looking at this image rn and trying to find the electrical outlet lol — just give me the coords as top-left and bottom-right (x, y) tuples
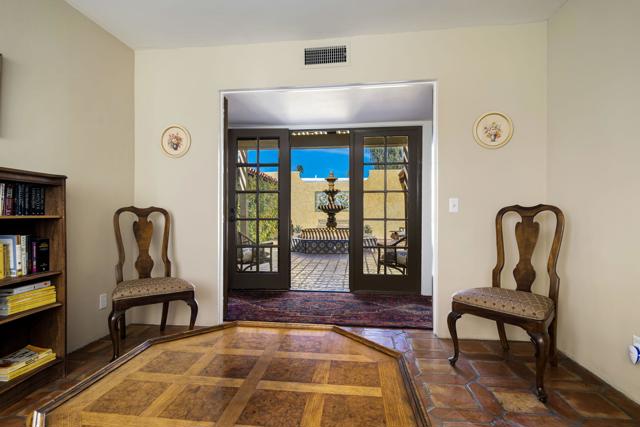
(634, 335), (640, 347)
(99, 293), (107, 310)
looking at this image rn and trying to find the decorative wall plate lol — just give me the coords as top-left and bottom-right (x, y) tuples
(473, 112), (513, 149)
(161, 124), (191, 158)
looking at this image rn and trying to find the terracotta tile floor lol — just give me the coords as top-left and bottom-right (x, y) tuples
(2, 324), (639, 427)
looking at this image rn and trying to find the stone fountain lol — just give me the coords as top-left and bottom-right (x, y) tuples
(317, 171), (346, 228)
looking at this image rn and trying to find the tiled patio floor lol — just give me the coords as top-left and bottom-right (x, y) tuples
(290, 253), (350, 291)
(290, 251), (384, 291)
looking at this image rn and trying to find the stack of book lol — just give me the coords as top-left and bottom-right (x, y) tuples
(0, 345), (56, 382)
(0, 182), (46, 216)
(0, 281), (56, 316)
(0, 236), (49, 278)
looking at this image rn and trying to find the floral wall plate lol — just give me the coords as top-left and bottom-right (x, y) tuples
(473, 112), (513, 149)
(161, 125), (191, 157)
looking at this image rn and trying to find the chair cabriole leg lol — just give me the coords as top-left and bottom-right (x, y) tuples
(497, 321), (509, 353)
(186, 296), (198, 329)
(529, 331), (550, 402)
(447, 311), (462, 366)
(160, 301), (170, 332)
(108, 309), (123, 361)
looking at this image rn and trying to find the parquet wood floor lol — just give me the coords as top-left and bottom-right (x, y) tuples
(2, 323), (640, 427)
(31, 323), (424, 427)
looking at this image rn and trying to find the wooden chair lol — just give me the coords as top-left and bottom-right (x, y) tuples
(447, 204), (564, 402)
(109, 207), (198, 360)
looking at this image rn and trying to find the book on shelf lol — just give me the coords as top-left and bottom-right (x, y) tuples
(0, 182), (46, 216)
(0, 285), (56, 316)
(0, 244), (8, 278)
(0, 280), (51, 296)
(0, 236), (49, 278)
(0, 345), (56, 382)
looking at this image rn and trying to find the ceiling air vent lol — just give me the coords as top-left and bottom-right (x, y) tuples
(304, 45), (348, 67)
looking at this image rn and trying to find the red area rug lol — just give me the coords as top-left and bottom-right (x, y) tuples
(226, 290), (432, 329)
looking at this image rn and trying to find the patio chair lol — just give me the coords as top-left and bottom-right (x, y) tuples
(376, 236), (407, 274)
(236, 230), (273, 272)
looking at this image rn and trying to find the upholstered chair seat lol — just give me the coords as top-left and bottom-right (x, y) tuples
(112, 277), (195, 301)
(452, 287), (554, 321)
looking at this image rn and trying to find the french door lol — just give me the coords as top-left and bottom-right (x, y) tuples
(227, 129), (290, 290)
(351, 127), (422, 293)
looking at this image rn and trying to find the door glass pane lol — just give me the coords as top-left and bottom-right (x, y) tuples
(236, 220), (257, 244)
(386, 136), (409, 163)
(364, 136), (385, 164)
(236, 193), (257, 219)
(386, 192), (406, 219)
(257, 166), (279, 191)
(237, 139), (258, 164)
(237, 247), (257, 272)
(363, 250), (383, 275)
(386, 166), (406, 191)
(258, 193), (278, 219)
(363, 220), (383, 275)
(363, 192), (384, 219)
(236, 167), (257, 191)
(383, 246), (407, 275)
(386, 220), (407, 245)
(258, 247), (278, 272)
(259, 220), (278, 245)
(259, 138), (279, 163)
(363, 166), (384, 191)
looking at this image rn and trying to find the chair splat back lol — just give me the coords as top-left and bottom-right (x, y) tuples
(114, 206), (172, 283)
(491, 204), (565, 304)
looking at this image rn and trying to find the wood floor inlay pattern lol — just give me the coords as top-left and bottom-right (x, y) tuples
(37, 324), (421, 426)
(7, 324), (639, 427)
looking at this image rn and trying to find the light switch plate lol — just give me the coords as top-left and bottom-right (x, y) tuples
(449, 198), (459, 213)
(634, 335), (640, 347)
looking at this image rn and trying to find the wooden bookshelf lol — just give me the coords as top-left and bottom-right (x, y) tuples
(0, 215), (62, 220)
(0, 167), (67, 409)
(0, 271), (62, 288)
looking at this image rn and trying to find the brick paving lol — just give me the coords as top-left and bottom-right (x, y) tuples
(3, 324), (639, 426)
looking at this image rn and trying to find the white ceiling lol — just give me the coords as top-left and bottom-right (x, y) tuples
(226, 83), (433, 127)
(65, 0), (566, 49)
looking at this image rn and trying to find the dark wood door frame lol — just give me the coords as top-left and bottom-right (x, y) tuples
(225, 128), (291, 291)
(224, 126), (422, 299)
(351, 127), (422, 294)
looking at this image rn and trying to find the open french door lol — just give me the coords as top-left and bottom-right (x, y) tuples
(351, 127), (422, 293)
(227, 128), (291, 290)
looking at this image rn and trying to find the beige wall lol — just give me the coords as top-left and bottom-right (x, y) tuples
(0, 0), (134, 351)
(548, 0), (640, 403)
(133, 22), (548, 341)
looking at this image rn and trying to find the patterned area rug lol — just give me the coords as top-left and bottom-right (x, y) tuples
(226, 290), (432, 329)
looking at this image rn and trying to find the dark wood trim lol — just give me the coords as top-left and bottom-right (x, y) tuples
(223, 97), (230, 318)
(31, 321), (429, 427)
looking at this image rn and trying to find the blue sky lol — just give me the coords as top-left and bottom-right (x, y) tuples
(246, 147), (374, 178)
(291, 148), (350, 178)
